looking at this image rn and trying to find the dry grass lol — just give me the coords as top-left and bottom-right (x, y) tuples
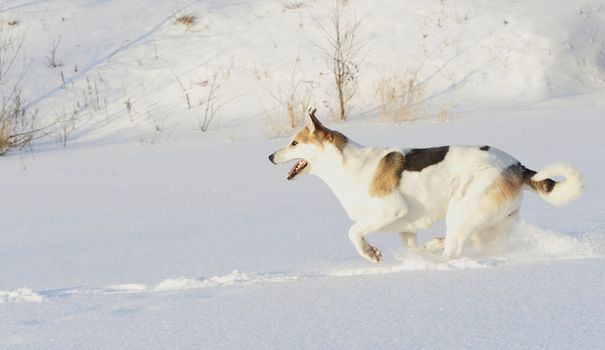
(269, 61), (313, 128)
(437, 101), (454, 122)
(0, 23), (46, 155)
(0, 126), (9, 153)
(283, 1), (305, 10)
(175, 15), (196, 29)
(0, 91), (43, 156)
(263, 112), (297, 140)
(281, 93), (312, 128)
(377, 75), (424, 123)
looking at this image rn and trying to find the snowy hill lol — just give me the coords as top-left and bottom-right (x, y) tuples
(1, 0), (605, 349)
(3, 0), (605, 142)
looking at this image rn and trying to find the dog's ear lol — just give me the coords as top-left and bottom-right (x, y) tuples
(306, 107), (323, 132)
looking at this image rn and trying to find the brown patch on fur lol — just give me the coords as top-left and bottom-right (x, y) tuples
(292, 127), (320, 146)
(302, 109), (348, 151)
(369, 151), (406, 197)
(522, 167), (556, 193)
(292, 125), (348, 151)
(321, 129), (348, 151)
(487, 165), (524, 205)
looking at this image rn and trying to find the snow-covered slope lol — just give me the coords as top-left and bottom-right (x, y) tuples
(3, 0), (605, 142)
(2, 0), (605, 349)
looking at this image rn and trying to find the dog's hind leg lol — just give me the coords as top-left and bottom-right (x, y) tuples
(442, 200), (489, 259)
(423, 236), (446, 252)
(398, 232), (417, 249)
(444, 195), (522, 259)
(470, 209), (519, 255)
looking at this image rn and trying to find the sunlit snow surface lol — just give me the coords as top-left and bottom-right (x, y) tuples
(1, 0), (605, 348)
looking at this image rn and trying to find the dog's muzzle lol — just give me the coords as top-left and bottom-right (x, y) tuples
(268, 153), (276, 164)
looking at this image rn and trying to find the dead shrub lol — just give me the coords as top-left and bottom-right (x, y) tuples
(377, 75), (424, 123)
(315, 1), (363, 121)
(175, 15), (196, 29)
(283, 1), (305, 10)
(46, 36), (63, 68)
(0, 88), (43, 155)
(0, 23), (46, 155)
(269, 58), (313, 128)
(437, 101), (454, 122)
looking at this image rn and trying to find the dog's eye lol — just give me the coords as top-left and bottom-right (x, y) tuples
(291, 141), (298, 146)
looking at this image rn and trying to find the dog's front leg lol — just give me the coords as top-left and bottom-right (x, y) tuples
(348, 223), (382, 262)
(348, 211), (406, 263)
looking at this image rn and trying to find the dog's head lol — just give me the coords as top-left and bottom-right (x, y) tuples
(268, 108), (347, 180)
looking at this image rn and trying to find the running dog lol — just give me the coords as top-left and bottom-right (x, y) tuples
(268, 109), (583, 262)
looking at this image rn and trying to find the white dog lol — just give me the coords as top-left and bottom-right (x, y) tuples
(269, 109), (583, 262)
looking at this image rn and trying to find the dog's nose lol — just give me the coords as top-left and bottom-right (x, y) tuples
(268, 154), (275, 163)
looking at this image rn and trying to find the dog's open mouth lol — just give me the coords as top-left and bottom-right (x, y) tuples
(287, 159), (308, 180)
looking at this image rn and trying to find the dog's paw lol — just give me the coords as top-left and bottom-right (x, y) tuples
(423, 236), (445, 252)
(363, 245), (383, 263)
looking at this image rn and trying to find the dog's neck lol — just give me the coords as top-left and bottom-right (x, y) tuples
(310, 140), (367, 193)
(308, 140), (402, 220)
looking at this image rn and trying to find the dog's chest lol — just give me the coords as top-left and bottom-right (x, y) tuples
(316, 168), (373, 220)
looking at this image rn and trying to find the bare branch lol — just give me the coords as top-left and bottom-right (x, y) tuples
(314, 0), (363, 121)
(47, 35), (63, 68)
(0, 24), (25, 84)
(0, 24), (51, 155)
(267, 57), (314, 128)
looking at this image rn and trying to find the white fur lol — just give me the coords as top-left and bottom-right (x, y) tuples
(270, 119), (582, 262)
(530, 163), (583, 207)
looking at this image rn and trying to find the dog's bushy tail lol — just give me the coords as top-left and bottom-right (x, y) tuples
(523, 163), (583, 207)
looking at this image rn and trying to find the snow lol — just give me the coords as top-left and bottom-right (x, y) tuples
(4, 0), (605, 140)
(3, 102), (604, 349)
(2, 0), (605, 349)
(0, 288), (46, 304)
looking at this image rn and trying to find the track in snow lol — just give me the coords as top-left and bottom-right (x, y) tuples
(3, 221), (601, 305)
